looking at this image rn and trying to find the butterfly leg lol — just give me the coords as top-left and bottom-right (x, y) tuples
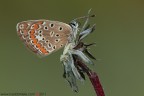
(78, 24), (96, 41)
(62, 60), (79, 92)
(61, 50), (84, 92)
(70, 50), (94, 65)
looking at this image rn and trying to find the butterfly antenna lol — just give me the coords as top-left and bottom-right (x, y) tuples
(73, 9), (95, 21)
(73, 9), (95, 32)
(73, 14), (95, 21)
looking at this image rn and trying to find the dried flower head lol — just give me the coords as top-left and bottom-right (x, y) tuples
(60, 9), (105, 96)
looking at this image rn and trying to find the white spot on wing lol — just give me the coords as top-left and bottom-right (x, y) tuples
(36, 35), (43, 41)
(19, 24), (24, 29)
(30, 25), (34, 29)
(42, 21), (46, 25)
(20, 30), (24, 34)
(50, 31), (54, 37)
(22, 35), (26, 39)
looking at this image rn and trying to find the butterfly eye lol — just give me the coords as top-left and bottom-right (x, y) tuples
(69, 21), (78, 28)
(59, 27), (63, 31)
(49, 23), (54, 28)
(44, 26), (49, 30)
(70, 23), (76, 26)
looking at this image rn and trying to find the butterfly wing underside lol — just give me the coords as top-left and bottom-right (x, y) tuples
(17, 20), (72, 56)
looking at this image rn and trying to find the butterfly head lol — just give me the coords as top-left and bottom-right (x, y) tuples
(69, 20), (79, 29)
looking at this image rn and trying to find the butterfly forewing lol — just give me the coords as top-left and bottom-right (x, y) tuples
(17, 20), (72, 56)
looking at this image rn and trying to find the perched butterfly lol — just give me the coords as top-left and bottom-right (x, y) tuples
(16, 9), (105, 96)
(16, 20), (73, 56)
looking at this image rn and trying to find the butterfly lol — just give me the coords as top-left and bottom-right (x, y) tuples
(16, 10), (105, 96)
(16, 20), (73, 56)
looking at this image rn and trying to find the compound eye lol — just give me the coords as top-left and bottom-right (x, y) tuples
(70, 23), (76, 26)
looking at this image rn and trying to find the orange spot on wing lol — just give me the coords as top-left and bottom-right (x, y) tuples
(30, 35), (35, 39)
(33, 24), (39, 29)
(43, 49), (47, 53)
(37, 21), (43, 24)
(36, 43), (41, 48)
(40, 47), (48, 54)
(30, 29), (35, 35)
(33, 39), (38, 44)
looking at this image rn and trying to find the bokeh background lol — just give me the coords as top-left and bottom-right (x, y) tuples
(0, 0), (144, 96)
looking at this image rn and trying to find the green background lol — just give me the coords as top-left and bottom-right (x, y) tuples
(0, 0), (144, 96)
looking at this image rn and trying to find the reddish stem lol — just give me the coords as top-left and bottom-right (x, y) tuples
(76, 60), (105, 96)
(88, 71), (105, 96)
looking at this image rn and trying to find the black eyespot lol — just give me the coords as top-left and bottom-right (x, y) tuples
(59, 27), (63, 31)
(50, 23), (54, 27)
(55, 39), (59, 42)
(49, 43), (51, 47)
(60, 44), (63, 47)
(39, 34), (42, 37)
(44, 26), (48, 30)
(53, 46), (56, 49)
(42, 38), (45, 40)
(55, 34), (60, 37)
(39, 30), (42, 33)
(46, 40), (49, 43)
(19, 24), (24, 29)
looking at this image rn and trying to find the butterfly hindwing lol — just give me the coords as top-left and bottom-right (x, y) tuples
(17, 20), (72, 56)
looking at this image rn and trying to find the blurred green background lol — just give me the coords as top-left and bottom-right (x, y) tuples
(0, 0), (144, 96)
